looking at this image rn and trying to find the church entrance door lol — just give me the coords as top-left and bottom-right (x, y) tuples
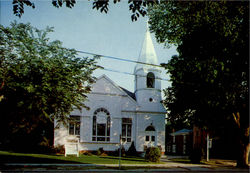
(145, 125), (157, 148)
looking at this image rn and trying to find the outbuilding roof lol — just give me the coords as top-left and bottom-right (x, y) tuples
(171, 129), (193, 136)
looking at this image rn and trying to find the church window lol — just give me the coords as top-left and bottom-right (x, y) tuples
(92, 108), (110, 142)
(69, 115), (80, 136)
(147, 72), (155, 88)
(145, 125), (156, 142)
(121, 118), (132, 142)
(145, 125), (155, 131)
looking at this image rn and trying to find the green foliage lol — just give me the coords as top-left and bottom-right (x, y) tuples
(149, 1), (249, 167)
(189, 148), (202, 164)
(126, 141), (138, 156)
(148, 1), (247, 47)
(96, 147), (104, 156)
(12, 0), (159, 21)
(145, 147), (161, 162)
(120, 146), (126, 157)
(53, 145), (65, 154)
(149, 1), (248, 128)
(83, 152), (93, 156)
(0, 22), (99, 151)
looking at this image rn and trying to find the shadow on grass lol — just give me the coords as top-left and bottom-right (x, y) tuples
(168, 158), (192, 164)
(0, 154), (82, 164)
(99, 156), (147, 163)
(169, 158), (208, 165)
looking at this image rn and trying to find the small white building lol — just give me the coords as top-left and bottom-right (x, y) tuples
(54, 26), (166, 154)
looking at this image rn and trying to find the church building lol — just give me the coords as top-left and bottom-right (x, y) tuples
(54, 26), (166, 154)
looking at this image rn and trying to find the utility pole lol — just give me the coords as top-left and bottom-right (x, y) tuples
(119, 135), (122, 169)
(206, 133), (209, 162)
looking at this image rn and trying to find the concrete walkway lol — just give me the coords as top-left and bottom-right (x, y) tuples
(1, 156), (249, 172)
(2, 162), (249, 172)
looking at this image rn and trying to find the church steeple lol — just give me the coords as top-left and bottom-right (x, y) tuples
(135, 22), (158, 72)
(134, 22), (164, 112)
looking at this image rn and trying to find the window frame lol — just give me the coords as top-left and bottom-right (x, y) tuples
(121, 118), (132, 142)
(68, 115), (80, 136)
(92, 108), (110, 142)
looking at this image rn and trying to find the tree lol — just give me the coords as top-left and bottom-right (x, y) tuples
(11, 0), (158, 21)
(0, 22), (99, 151)
(148, 1), (249, 167)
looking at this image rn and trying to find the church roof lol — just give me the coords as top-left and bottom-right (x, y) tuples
(119, 86), (136, 101)
(135, 23), (158, 71)
(96, 75), (137, 104)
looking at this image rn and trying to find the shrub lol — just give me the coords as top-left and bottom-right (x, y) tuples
(127, 141), (138, 156)
(97, 147), (105, 156)
(114, 146), (126, 157)
(145, 147), (161, 162)
(53, 145), (65, 154)
(83, 151), (92, 156)
(189, 148), (202, 163)
(100, 152), (108, 156)
(120, 146), (126, 157)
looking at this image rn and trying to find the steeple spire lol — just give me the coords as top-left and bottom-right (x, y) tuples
(146, 19), (149, 31)
(135, 21), (158, 71)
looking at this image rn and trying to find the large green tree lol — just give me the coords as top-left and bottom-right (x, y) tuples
(0, 22), (99, 151)
(148, 1), (249, 167)
(11, 0), (158, 21)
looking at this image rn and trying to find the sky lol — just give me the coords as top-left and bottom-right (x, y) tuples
(0, 0), (178, 95)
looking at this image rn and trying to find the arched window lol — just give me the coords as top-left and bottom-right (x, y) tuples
(92, 108), (110, 142)
(145, 125), (155, 131)
(147, 72), (155, 88)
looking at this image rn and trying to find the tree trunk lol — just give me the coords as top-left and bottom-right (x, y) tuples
(236, 127), (250, 168)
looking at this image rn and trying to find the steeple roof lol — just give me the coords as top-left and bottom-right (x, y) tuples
(135, 23), (158, 71)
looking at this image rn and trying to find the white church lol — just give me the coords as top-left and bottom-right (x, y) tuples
(54, 26), (166, 154)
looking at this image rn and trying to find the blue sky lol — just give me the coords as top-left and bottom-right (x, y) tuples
(0, 0), (178, 94)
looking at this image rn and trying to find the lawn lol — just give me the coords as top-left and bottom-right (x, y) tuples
(0, 150), (160, 165)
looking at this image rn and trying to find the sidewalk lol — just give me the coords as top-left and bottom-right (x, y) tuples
(1, 156), (249, 172)
(1, 162), (249, 172)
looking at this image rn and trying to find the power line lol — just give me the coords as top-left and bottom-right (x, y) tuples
(32, 42), (169, 80)
(101, 67), (169, 82)
(77, 50), (165, 68)
(34, 42), (166, 68)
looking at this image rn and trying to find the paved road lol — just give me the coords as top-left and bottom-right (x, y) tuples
(1, 162), (249, 173)
(1, 156), (249, 172)
(0, 169), (249, 173)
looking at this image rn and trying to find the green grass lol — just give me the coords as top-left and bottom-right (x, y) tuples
(0, 150), (161, 165)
